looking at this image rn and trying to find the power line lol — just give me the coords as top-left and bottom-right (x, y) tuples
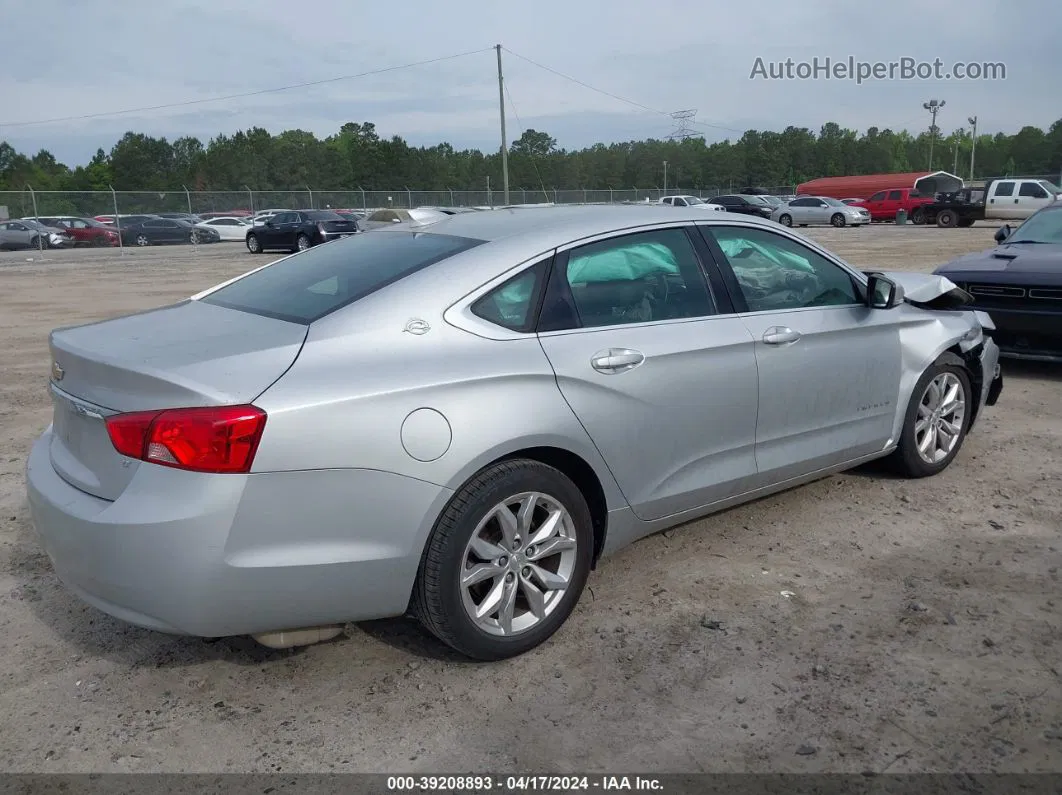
(502, 82), (551, 203)
(0, 48), (493, 129)
(502, 48), (743, 134)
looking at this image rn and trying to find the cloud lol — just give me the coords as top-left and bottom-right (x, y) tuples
(0, 0), (1052, 165)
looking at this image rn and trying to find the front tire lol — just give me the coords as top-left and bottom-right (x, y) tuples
(911, 207), (926, 225)
(890, 353), (972, 478)
(830, 213), (846, 228)
(295, 233), (311, 252)
(135, 234), (150, 247)
(413, 459), (594, 660)
(778, 214), (793, 227)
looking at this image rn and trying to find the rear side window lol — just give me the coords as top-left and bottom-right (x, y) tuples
(471, 259), (549, 332)
(201, 232), (484, 324)
(887, 190), (903, 200)
(994, 182), (1015, 197)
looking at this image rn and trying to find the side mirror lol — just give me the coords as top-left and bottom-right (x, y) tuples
(994, 225), (1012, 244)
(866, 273), (904, 309)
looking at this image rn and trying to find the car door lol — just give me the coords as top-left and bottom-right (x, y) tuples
(1016, 181), (1052, 218)
(262, 212), (292, 245)
(7, 222), (34, 247)
(534, 224), (760, 521)
(884, 190), (904, 220)
(806, 198), (832, 225)
(864, 191), (887, 220)
(699, 223), (902, 485)
(988, 181), (1016, 219)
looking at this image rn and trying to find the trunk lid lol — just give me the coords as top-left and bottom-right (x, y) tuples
(47, 299), (307, 500)
(320, 219), (358, 233)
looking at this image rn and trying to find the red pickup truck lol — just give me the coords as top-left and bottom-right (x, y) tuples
(854, 188), (935, 223)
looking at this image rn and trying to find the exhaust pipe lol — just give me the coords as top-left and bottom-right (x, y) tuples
(252, 625), (344, 649)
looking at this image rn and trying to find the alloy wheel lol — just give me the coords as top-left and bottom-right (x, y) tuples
(915, 372), (966, 464)
(460, 492), (578, 637)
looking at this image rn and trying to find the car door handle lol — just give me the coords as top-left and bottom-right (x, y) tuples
(590, 348), (645, 373)
(762, 326), (801, 346)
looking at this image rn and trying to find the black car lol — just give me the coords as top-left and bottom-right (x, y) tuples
(933, 203), (1062, 361)
(245, 210), (359, 254)
(120, 217), (220, 246)
(707, 194), (775, 218)
(156, 212), (204, 223)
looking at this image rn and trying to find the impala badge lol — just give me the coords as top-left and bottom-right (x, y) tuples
(404, 319), (430, 336)
(51, 361), (64, 381)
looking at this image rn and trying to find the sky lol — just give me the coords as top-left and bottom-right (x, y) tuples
(0, 0), (1054, 166)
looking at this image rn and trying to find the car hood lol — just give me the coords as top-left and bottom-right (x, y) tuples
(933, 244), (1062, 285)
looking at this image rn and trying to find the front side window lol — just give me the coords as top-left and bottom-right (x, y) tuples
(559, 228), (715, 328)
(1019, 182), (1048, 198)
(868, 192), (886, 202)
(707, 226), (861, 313)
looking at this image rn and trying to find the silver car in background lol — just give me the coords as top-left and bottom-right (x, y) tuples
(0, 219), (74, 250)
(773, 195), (871, 227)
(26, 206), (1001, 660)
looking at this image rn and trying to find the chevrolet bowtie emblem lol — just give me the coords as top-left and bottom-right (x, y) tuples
(51, 361), (64, 381)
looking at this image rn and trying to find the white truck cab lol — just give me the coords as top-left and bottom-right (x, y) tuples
(985, 178), (1062, 220)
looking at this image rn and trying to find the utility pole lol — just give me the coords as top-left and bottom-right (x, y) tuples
(953, 127), (963, 175)
(663, 160), (668, 193)
(967, 115), (978, 181)
(495, 44), (510, 205)
(923, 99), (945, 171)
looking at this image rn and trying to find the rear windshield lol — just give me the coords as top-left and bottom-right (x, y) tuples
(306, 210), (344, 221)
(200, 231), (484, 324)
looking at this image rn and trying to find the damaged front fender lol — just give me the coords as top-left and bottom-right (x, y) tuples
(864, 270), (973, 310)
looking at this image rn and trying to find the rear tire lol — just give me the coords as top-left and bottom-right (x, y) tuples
(778, 214), (793, 227)
(830, 213), (846, 228)
(936, 209), (958, 228)
(413, 459), (594, 661)
(889, 353), (972, 478)
(246, 234), (261, 254)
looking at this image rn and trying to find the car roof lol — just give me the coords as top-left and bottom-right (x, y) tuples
(396, 204), (778, 246)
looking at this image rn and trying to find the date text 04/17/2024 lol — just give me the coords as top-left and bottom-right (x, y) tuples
(386, 775), (665, 791)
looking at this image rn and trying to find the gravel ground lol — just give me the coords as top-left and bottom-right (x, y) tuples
(1, 227), (1060, 774)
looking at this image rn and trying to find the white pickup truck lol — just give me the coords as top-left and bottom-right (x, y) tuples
(919, 175), (1062, 227)
(658, 195), (726, 211)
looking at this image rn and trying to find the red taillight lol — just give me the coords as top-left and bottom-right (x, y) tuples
(105, 405), (267, 474)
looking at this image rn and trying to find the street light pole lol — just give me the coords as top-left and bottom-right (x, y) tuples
(663, 160), (668, 193)
(967, 116), (978, 180)
(923, 99), (945, 171)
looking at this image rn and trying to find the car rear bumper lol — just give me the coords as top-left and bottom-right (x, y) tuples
(26, 428), (452, 637)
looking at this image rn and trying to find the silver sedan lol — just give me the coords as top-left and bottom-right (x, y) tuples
(26, 206), (1002, 660)
(772, 196), (871, 227)
(0, 219), (73, 250)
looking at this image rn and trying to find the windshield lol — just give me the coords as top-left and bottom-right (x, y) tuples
(822, 198), (848, 207)
(1039, 180), (1062, 195)
(745, 195), (770, 205)
(684, 197), (704, 205)
(201, 232), (485, 324)
(1005, 208), (1062, 244)
(760, 196), (782, 206)
(306, 210), (344, 221)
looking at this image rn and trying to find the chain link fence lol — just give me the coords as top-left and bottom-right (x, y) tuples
(0, 186), (802, 221)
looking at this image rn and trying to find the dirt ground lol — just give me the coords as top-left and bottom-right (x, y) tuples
(1, 226), (1060, 775)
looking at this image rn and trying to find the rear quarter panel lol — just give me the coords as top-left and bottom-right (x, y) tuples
(249, 297), (627, 509)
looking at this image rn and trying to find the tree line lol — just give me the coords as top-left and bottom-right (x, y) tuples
(2, 119), (1061, 194)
